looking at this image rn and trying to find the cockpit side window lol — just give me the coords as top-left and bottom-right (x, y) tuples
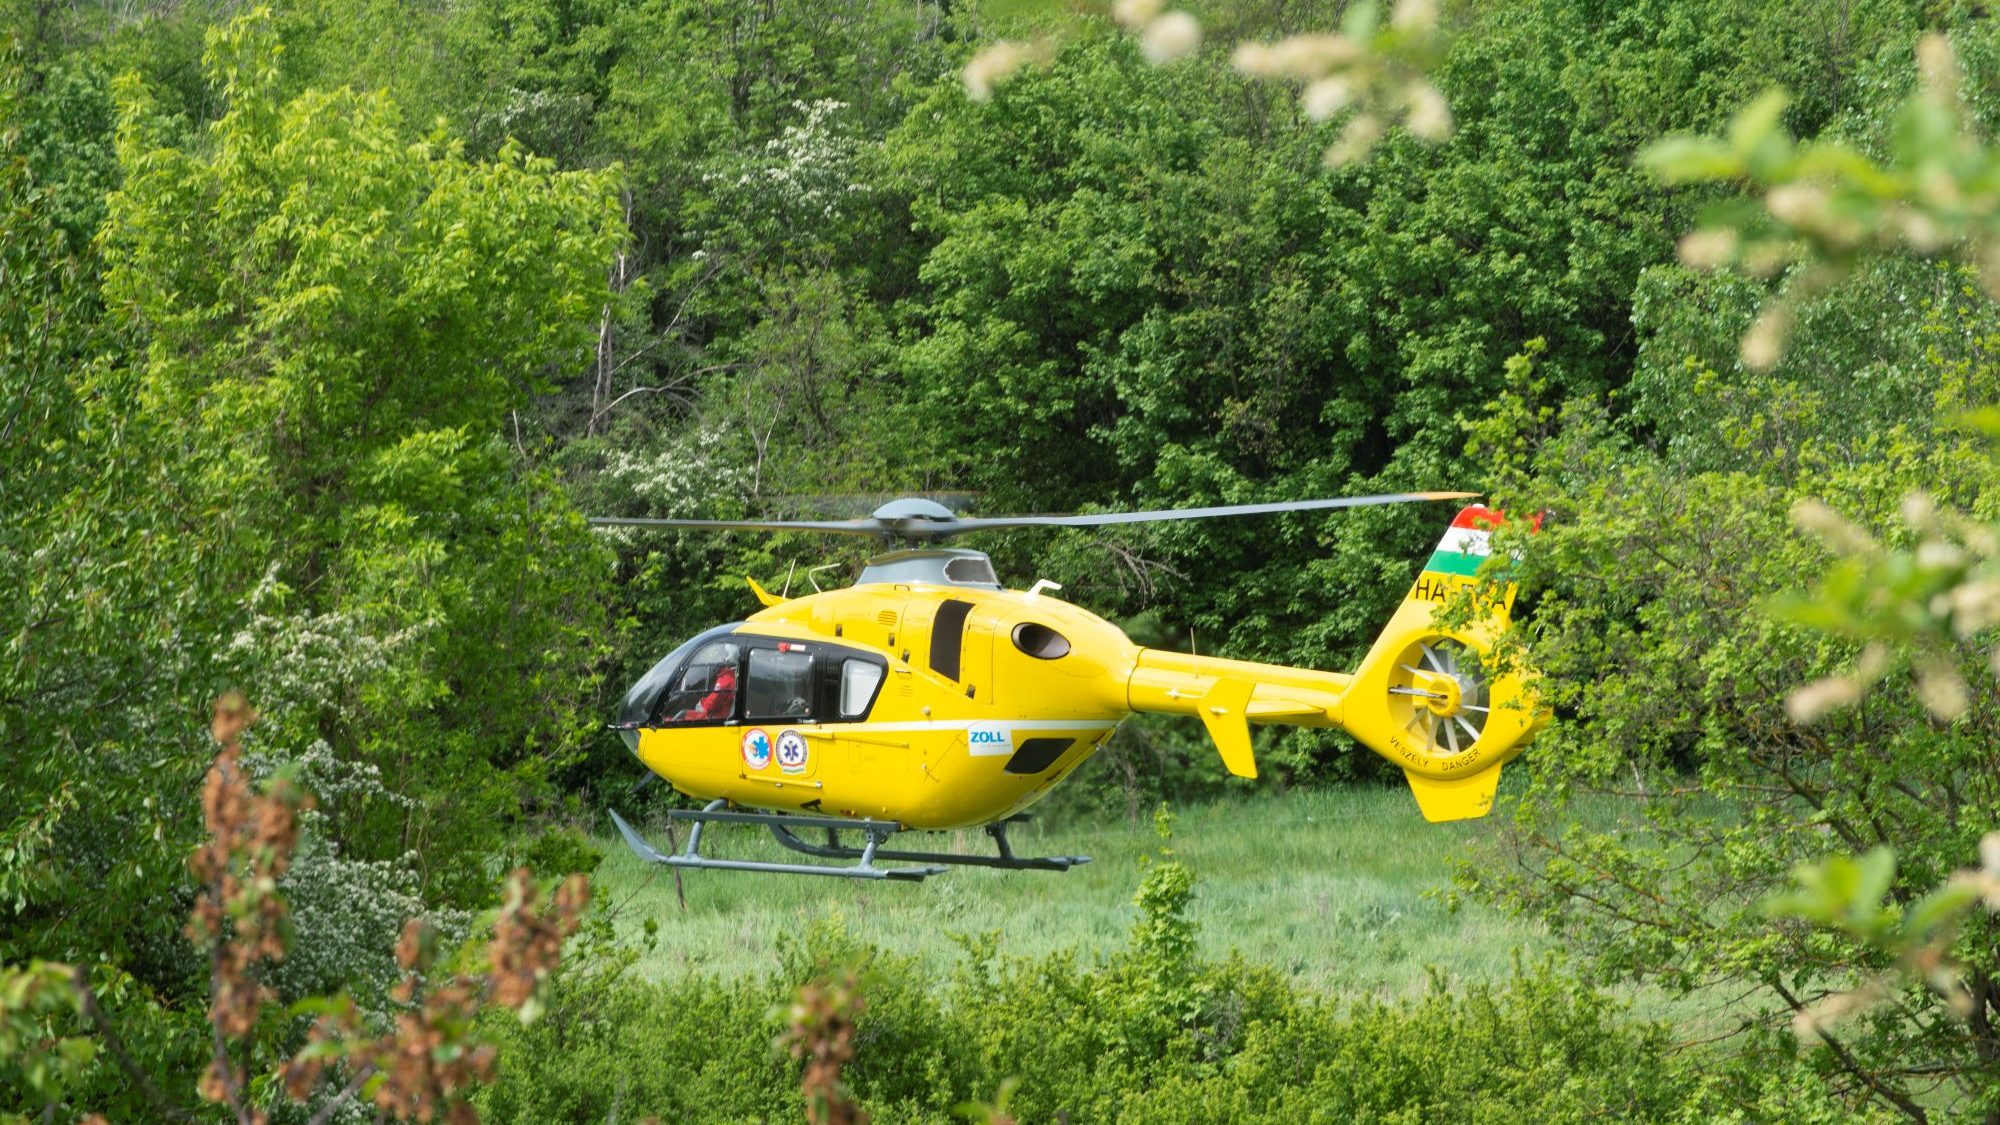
(658, 641), (741, 724)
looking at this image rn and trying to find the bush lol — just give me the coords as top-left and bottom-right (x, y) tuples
(476, 841), (1859, 1123)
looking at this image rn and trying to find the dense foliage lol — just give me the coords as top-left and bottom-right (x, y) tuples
(476, 846), (1865, 1123)
(5, 0), (2000, 1117)
(1462, 273), (2000, 1116)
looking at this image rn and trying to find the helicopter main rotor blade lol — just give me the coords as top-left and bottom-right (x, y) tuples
(944, 491), (1479, 533)
(586, 516), (888, 536)
(588, 491), (1478, 543)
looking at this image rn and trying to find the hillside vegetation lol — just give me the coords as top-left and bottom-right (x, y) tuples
(4, 0), (2000, 1119)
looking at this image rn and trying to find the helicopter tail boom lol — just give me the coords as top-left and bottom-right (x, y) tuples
(1125, 651), (1349, 779)
(1124, 504), (1545, 821)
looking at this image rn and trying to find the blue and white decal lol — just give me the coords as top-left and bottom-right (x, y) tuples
(967, 722), (1013, 756)
(741, 728), (773, 770)
(776, 729), (810, 773)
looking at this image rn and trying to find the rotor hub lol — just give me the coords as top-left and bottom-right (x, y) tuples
(1388, 637), (1492, 756)
(1420, 674), (1463, 716)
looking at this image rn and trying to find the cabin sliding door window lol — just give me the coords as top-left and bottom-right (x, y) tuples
(745, 649), (815, 720)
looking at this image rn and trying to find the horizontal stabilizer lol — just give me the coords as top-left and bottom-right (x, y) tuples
(1402, 763), (1504, 822)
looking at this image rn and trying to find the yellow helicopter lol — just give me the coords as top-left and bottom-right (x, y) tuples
(598, 494), (1546, 880)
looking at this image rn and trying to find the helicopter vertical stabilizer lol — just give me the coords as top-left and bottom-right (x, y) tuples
(1195, 678), (1259, 777)
(1403, 764), (1507, 822)
(1341, 504), (1545, 822)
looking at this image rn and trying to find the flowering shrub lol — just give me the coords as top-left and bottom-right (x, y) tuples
(272, 823), (473, 1007)
(0, 696), (591, 1123)
(703, 99), (869, 228)
(225, 567), (440, 729)
(601, 426), (756, 522)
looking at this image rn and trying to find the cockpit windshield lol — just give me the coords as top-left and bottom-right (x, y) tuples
(659, 641), (741, 723)
(615, 623), (742, 728)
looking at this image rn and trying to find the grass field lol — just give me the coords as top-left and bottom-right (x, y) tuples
(591, 785), (1555, 998)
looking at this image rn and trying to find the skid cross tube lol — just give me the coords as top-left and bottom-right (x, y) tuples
(766, 819), (1090, 872)
(608, 804), (947, 880)
(608, 804), (1089, 879)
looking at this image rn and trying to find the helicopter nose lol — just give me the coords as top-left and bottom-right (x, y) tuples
(614, 662), (674, 757)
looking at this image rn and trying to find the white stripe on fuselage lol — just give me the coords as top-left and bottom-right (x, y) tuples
(799, 719), (1120, 734)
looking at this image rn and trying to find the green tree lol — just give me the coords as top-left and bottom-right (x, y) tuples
(0, 26), (222, 975)
(1462, 269), (2000, 1116)
(0, 31), (229, 1114)
(95, 9), (627, 901)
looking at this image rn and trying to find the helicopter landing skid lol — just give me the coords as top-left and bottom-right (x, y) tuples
(767, 818), (1089, 873)
(606, 802), (1089, 881)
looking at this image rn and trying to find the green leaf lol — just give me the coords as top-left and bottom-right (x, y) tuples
(1727, 88), (1793, 157)
(1900, 882), (1982, 943)
(1640, 136), (1742, 184)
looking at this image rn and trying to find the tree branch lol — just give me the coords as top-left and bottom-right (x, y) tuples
(1772, 979), (1929, 1122)
(69, 965), (200, 1124)
(304, 1062), (378, 1125)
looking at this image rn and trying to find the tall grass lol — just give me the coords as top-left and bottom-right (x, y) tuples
(592, 785), (1553, 997)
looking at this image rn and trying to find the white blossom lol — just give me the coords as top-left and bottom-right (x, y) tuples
(240, 742), (471, 1010)
(1140, 12), (1202, 64)
(964, 41), (1034, 101)
(597, 426), (756, 548)
(225, 564), (438, 728)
